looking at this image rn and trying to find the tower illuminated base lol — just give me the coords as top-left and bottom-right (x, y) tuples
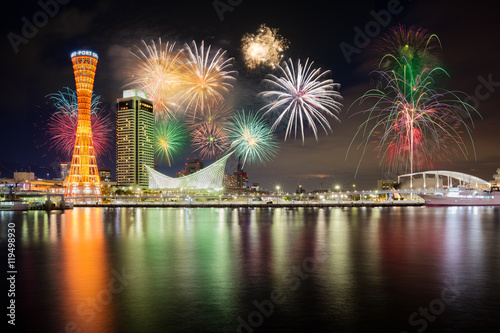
(65, 50), (101, 197)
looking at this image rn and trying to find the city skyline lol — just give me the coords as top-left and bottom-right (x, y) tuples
(1, 0), (499, 192)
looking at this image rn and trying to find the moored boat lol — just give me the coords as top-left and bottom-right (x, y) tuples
(419, 187), (500, 206)
(0, 200), (30, 211)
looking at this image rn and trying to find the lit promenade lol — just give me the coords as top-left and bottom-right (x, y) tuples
(68, 190), (430, 207)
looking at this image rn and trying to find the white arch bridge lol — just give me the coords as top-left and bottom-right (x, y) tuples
(398, 170), (491, 190)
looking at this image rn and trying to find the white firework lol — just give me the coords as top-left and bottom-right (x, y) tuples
(259, 58), (343, 143)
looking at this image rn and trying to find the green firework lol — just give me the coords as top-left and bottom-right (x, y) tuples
(154, 118), (188, 166)
(228, 110), (279, 167)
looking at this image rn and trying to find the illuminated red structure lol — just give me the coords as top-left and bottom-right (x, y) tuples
(65, 50), (101, 196)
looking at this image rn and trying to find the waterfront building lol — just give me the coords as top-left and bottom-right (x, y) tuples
(60, 162), (71, 180)
(250, 182), (260, 192)
(99, 169), (112, 183)
(148, 154), (231, 192)
(14, 171), (35, 183)
(377, 179), (395, 191)
(177, 158), (205, 177)
(491, 168), (500, 186)
(223, 173), (238, 190)
(116, 89), (154, 189)
(235, 169), (249, 190)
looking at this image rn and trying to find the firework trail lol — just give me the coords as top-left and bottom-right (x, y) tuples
(130, 39), (183, 120)
(227, 110), (279, 167)
(154, 118), (188, 167)
(259, 58), (343, 143)
(46, 88), (112, 159)
(241, 23), (289, 70)
(177, 40), (237, 119)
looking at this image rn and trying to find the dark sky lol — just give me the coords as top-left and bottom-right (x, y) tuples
(1, 0), (499, 192)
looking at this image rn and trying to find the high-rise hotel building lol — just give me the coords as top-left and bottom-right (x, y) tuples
(116, 89), (154, 188)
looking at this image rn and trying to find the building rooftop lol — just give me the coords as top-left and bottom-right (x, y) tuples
(122, 89), (148, 99)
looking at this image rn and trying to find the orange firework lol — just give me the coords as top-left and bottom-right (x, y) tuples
(130, 39), (183, 120)
(177, 41), (237, 119)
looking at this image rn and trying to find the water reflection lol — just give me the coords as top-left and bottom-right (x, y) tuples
(61, 208), (114, 333)
(3, 206), (499, 332)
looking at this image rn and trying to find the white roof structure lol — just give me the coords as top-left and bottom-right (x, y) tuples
(398, 170), (491, 189)
(147, 154), (232, 191)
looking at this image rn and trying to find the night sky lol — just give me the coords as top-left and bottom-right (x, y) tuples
(1, 0), (499, 192)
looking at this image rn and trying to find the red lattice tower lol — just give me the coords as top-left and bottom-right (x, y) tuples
(65, 50), (101, 196)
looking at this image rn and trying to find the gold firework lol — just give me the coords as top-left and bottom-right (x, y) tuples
(241, 24), (289, 70)
(177, 41), (237, 119)
(130, 39), (183, 120)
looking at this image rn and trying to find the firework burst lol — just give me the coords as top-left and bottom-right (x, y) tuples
(154, 118), (188, 166)
(46, 88), (112, 159)
(185, 100), (233, 127)
(130, 39), (183, 119)
(241, 23), (289, 70)
(375, 24), (441, 75)
(228, 110), (279, 167)
(187, 101), (232, 158)
(348, 25), (479, 175)
(259, 58), (343, 143)
(177, 41), (237, 118)
(348, 66), (478, 174)
(191, 122), (229, 159)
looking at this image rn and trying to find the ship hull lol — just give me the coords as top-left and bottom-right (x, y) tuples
(0, 201), (29, 211)
(419, 194), (500, 206)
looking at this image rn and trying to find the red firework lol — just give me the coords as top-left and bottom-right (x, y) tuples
(46, 88), (113, 159)
(191, 121), (229, 159)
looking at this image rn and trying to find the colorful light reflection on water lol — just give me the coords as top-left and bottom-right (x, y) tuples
(2, 206), (499, 332)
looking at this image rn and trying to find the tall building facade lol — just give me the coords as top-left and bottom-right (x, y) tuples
(116, 89), (154, 188)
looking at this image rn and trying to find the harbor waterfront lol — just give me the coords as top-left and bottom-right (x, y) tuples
(2, 189), (431, 211)
(73, 200), (424, 208)
(2, 206), (500, 332)
(2, 2), (500, 333)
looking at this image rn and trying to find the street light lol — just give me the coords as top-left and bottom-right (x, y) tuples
(276, 185), (280, 195)
(335, 185), (340, 202)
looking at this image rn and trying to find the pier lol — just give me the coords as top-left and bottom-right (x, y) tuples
(67, 189), (430, 208)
